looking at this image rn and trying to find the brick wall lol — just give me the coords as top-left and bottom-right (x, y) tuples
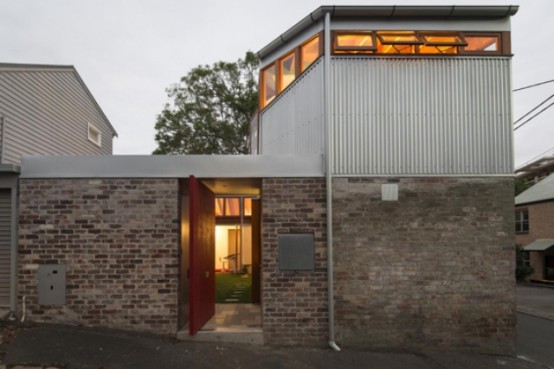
(516, 201), (554, 280)
(333, 177), (515, 353)
(261, 178), (328, 346)
(18, 178), (179, 335)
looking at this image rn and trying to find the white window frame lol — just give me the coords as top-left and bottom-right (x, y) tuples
(87, 123), (102, 147)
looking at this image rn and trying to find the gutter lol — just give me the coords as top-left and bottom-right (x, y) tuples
(324, 11), (340, 352)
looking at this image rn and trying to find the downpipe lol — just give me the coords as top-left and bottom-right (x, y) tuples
(324, 10), (341, 352)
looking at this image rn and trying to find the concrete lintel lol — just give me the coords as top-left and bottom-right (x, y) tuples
(20, 155), (324, 179)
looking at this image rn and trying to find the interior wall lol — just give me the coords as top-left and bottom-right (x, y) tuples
(215, 224), (252, 272)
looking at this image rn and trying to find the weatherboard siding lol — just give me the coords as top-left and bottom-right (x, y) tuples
(0, 68), (112, 165)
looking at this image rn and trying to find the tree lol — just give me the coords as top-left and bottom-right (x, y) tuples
(153, 52), (258, 155)
(515, 177), (531, 196)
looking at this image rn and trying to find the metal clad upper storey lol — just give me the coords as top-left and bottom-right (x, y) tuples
(260, 59), (324, 155)
(330, 56), (513, 175)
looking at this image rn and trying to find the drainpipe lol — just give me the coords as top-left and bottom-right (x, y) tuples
(324, 10), (340, 352)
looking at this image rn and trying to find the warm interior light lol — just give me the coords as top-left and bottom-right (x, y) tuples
(279, 52), (296, 92)
(465, 36), (498, 51)
(300, 36), (320, 72)
(262, 64), (276, 107)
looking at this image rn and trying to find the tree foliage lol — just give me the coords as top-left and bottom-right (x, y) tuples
(515, 177), (531, 196)
(153, 52), (258, 155)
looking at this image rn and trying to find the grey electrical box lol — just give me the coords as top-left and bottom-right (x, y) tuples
(38, 264), (67, 305)
(278, 233), (314, 271)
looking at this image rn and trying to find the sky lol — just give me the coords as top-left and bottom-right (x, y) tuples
(1, 0), (552, 168)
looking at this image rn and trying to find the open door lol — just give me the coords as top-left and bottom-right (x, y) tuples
(189, 176), (215, 335)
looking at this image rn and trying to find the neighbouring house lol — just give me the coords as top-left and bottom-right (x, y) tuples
(516, 173), (554, 281)
(17, 5), (517, 353)
(515, 152), (554, 187)
(0, 63), (117, 311)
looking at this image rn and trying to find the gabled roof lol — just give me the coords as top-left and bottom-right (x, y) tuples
(0, 63), (118, 137)
(516, 172), (554, 206)
(258, 5), (519, 58)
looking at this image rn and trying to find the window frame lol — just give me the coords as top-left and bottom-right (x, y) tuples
(458, 32), (504, 55)
(87, 122), (102, 147)
(515, 208), (529, 234)
(333, 31), (377, 53)
(377, 31), (424, 45)
(278, 51), (297, 93)
(419, 31), (467, 46)
(260, 63), (277, 108)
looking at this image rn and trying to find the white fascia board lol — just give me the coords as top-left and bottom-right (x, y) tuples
(20, 155), (324, 179)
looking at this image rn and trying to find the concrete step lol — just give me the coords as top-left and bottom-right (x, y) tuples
(176, 327), (263, 345)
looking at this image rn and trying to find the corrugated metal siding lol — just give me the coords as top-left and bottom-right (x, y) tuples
(331, 57), (513, 175)
(0, 189), (11, 306)
(260, 59), (324, 155)
(0, 69), (113, 165)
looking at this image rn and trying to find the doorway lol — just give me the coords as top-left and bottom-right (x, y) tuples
(178, 178), (262, 336)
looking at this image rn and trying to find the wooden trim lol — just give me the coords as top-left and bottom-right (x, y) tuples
(419, 31), (467, 46)
(458, 32), (503, 56)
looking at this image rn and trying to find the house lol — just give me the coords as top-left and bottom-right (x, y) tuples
(16, 5), (517, 353)
(0, 63), (117, 311)
(515, 152), (554, 186)
(516, 173), (554, 281)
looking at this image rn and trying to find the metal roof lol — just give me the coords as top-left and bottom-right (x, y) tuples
(0, 63), (118, 137)
(516, 172), (554, 205)
(258, 5), (519, 58)
(524, 239), (554, 252)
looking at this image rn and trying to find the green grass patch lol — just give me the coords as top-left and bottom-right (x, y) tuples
(215, 273), (252, 303)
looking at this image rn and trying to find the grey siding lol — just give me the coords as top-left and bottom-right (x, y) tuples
(0, 68), (113, 165)
(0, 188), (11, 306)
(260, 59), (324, 155)
(330, 57), (513, 175)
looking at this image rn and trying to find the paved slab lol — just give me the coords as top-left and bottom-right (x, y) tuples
(517, 285), (554, 320)
(0, 323), (546, 369)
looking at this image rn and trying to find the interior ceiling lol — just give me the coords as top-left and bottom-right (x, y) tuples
(201, 178), (262, 196)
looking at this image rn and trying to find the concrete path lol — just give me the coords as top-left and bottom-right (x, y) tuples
(0, 323), (546, 369)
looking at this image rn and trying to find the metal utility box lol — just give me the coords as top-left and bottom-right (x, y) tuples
(38, 264), (66, 305)
(278, 233), (315, 271)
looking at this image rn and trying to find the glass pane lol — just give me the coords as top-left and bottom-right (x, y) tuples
(423, 34), (465, 46)
(244, 198), (252, 216)
(262, 64), (276, 107)
(336, 34), (374, 48)
(301, 36), (320, 72)
(215, 198), (225, 216)
(378, 43), (415, 54)
(378, 31), (420, 44)
(465, 36), (498, 52)
(419, 45), (458, 54)
(225, 198), (240, 216)
(279, 52), (296, 92)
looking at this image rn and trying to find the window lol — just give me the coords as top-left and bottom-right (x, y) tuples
(515, 209), (529, 233)
(279, 52), (296, 92)
(215, 197), (253, 217)
(87, 123), (102, 147)
(260, 34), (322, 109)
(463, 35), (500, 52)
(261, 64), (276, 107)
(332, 30), (506, 56)
(300, 35), (320, 72)
(334, 32), (376, 54)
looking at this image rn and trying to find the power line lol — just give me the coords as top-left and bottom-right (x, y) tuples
(514, 101), (554, 131)
(513, 79), (554, 92)
(513, 94), (554, 125)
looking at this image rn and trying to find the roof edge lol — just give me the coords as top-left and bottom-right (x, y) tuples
(258, 5), (519, 59)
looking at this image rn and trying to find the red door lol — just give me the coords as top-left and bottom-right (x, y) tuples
(189, 176), (215, 335)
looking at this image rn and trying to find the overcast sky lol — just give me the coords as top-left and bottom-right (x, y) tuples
(1, 0), (552, 167)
